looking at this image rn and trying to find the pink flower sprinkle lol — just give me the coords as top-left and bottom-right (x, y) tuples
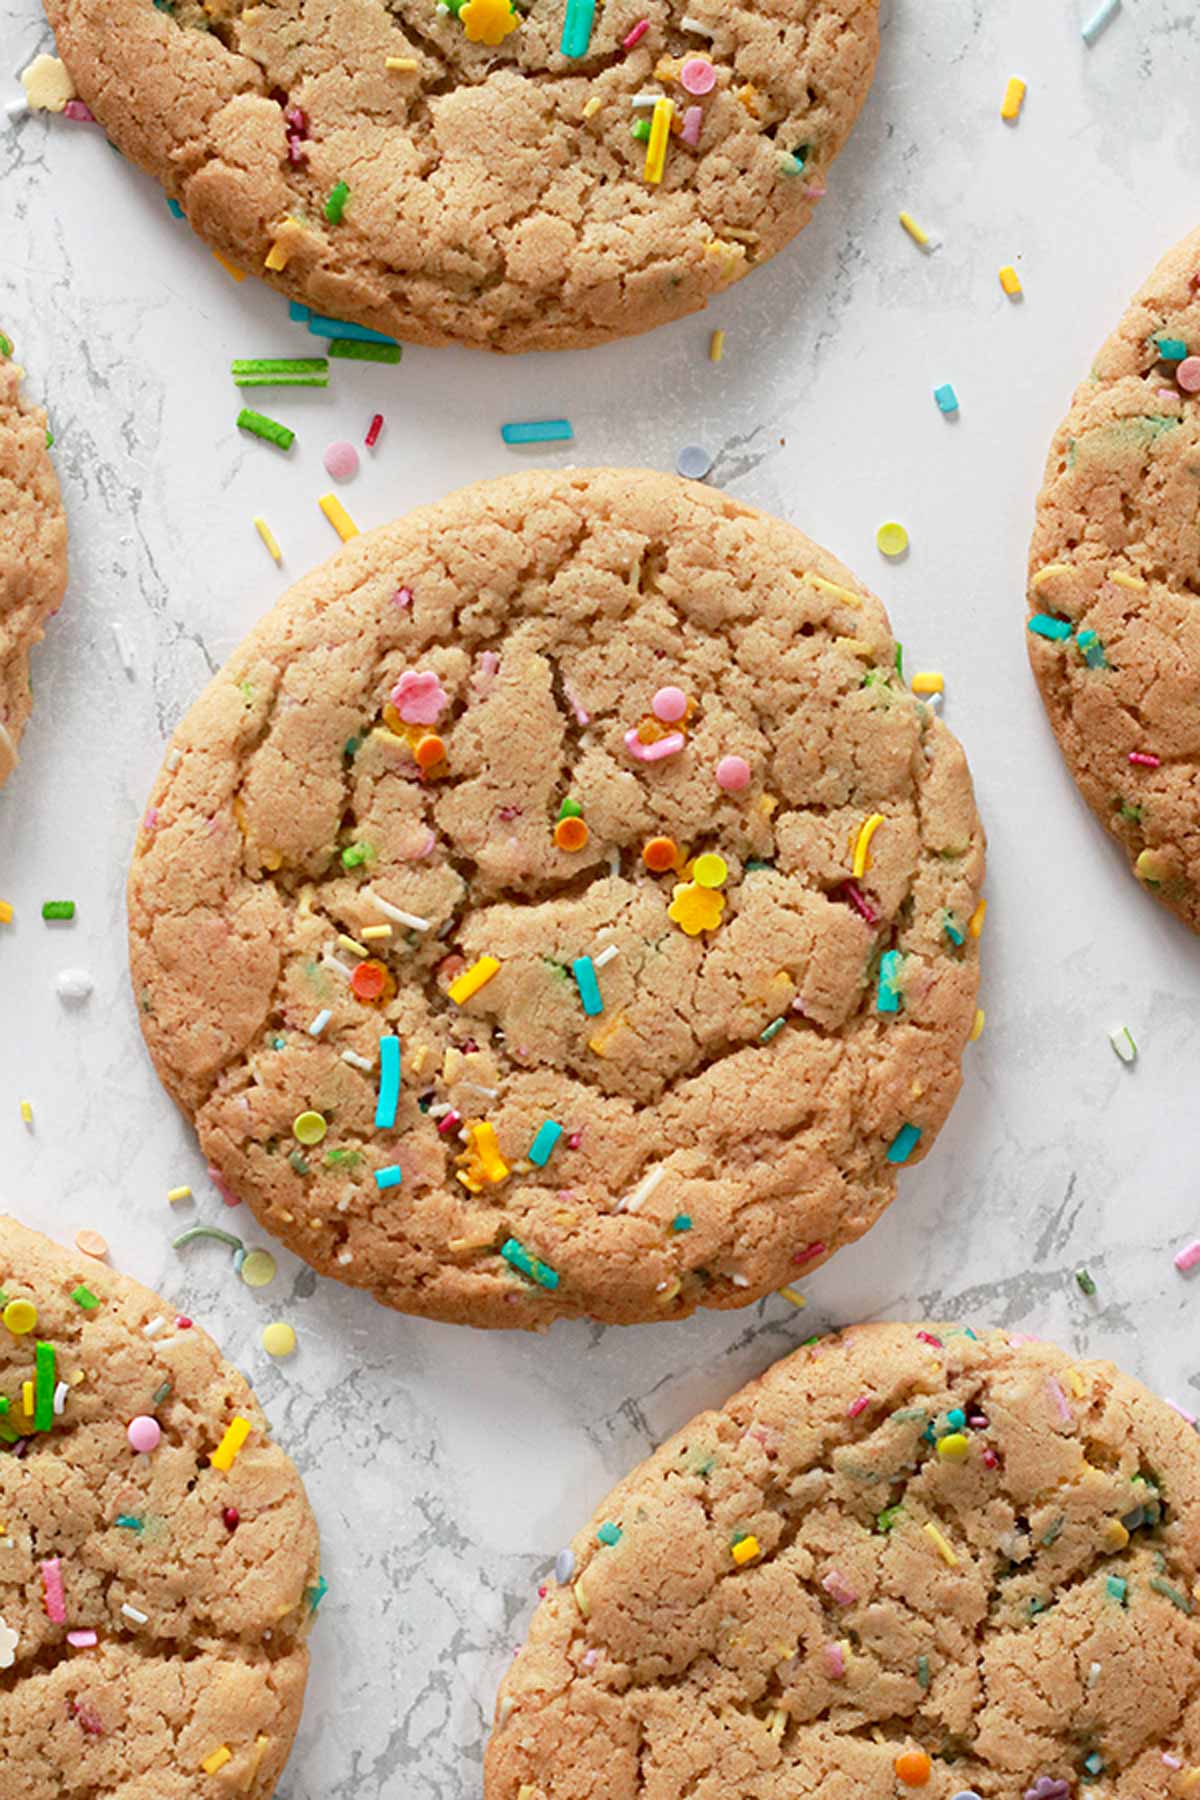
(67, 1630), (98, 1648)
(1129, 751), (1160, 767)
(41, 1558), (66, 1623)
(1047, 1377), (1072, 1425)
(625, 727), (685, 763)
(793, 1242), (825, 1267)
(1174, 1240), (1200, 1272)
(392, 668), (448, 725)
(825, 1641), (846, 1678)
(681, 105), (703, 147)
(846, 1394), (870, 1419)
(622, 17), (649, 47)
(821, 1569), (856, 1606)
(916, 1330), (943, 1347)
(841, 880), (877, 924)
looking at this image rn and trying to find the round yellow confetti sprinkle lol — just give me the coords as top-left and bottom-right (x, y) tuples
(3, 1300), (37, 1336)
(876, 521), (909, 559)
(292, 1110), (327, 1146)
(240, 1249), (278, 1289)
(692, 852), (728, 889)
(936, 1432), (970, 1460)
(262, 1322), (297, 1358)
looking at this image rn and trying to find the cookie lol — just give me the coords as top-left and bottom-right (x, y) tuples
(1027, 227), (1200, 932)
(43, 0), (879, 352)
(0, 334), (67, 792)
(486, 1321), (1200, 1799)
(128, 467), (985, 1330)
(0, 1217), (320, 1799)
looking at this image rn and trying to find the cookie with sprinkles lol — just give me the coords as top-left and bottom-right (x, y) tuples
(0, 332), (67, 792)
(487, 1322), (1200, 1798)
(42, 0), (879, 351)
(1027, 226), (1200, 931)
(0, 1216), (320, 1799)
(128, 468), (985, 1329)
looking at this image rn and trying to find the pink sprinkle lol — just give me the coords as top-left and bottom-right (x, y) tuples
(537, 1584), (547, 1597)
(286, 134), (308, 165)
(1164, 1755), (1184, 1769)
(283, 105), (308, 135)
(567, 1131), (583, 1149)
(72, 1699), (104, 1736)
(802, 181), (827, 200)
(821, 1569), (856, 1606)
(67, 1630), (97, 1648)
(715, 753), (751, 791)
(622, 17), (649, 48)
(1128, 751), (1160, 767)
(207, 1166), (241, 1207)
(793, 1242), (825, 1267)
(63, 99), (95, 122)
(624, 727), (685, 763)
(583, 1647), (598, 1668)
(41, 1558), (67, 1624)
(175, 1316), (193, 1329)
(1178, 357), (1200, 394)
(1166, 1397), (1198, 1426)
(841, 880), (877, 924)
(479, 650), (500, 675)
(846, 1394), (871, 1419)
(680, 56), (717, 95)
(323, 440), (359, 483)
(916, 1331), (943, 1347)
(1047, 1377), (1072, 1425)
(982, 1447), (1000, 1469)
(394, 586), (413, 607)
(563, 681), (590, 725)
(652, 685), (688, 723)
(437, 1110), (463, 1137)
(1174, 1240), (1200, 1272)
(392, 668), (448, 725)
(824, 1641), (846, 1677)
(681, 105), (703, 147)
(366, 413), (384, 449)
(143, 807), (160, 831)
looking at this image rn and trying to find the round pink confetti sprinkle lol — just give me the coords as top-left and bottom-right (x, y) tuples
(621, 17), (649, 48)
(651, 685), (687, 722)
(715, 753), (751, 791)
(323, 440), (359, 482)
(680, 55), (716, 94)
(1177, 356), (1200, 393)
(127, 1416), (161, 1454)
(625, 727), (685, 763)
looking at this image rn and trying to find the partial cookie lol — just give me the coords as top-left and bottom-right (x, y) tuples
(0, 333), (67, 791)
(1027, 226), (1200, 931)
(43, 0), (879, 352)
(0, 1217), (320, 1800)
(487, 1322), (1200, 1799)
(128, 468), (984, 1330)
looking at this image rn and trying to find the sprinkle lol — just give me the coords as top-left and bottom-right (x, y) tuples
(211, 249), (247, 282)
(877, 950), (903, 1014)
(1081, 0), (1121, 45)
(709, 329), (725, 362)
(760, 1017), (786, 1043)
(172, 1225), (244, 1254)
(53, 1381), (68, 1415)
(1047, 1377), (1072, 1424)
(778, 1286), (806, 1307)
(201, 1747), (232, 1776)
(237, 408), (294, 451)
(912, 672), (944, 697)
(561, 0), (596, 56)
(19, 1100), (32, 1125)
(528, 1120), (564, 1167)
(324, 179), (351, 224)
(573, 1579), (590, 1616)
(876, 520), (909, 559)
(365, 412), (385, 448)
(210, 1418), (252, 1471)
(571, 956), (604, 1017)
(500, 419), (573, 445)
(969, 1007), (985, 1042)
(306, 1010), (333, 1040)
(680, 11), (714, 28)
(675, 442), (712, 480)
(42, 900), (75, 921)
(1001, 75), (1026, 120)
(0, 901), (12, 924)
(596, 1521), (622, 1546)
(1106, 1574), (1127, 1602)
(937, 1432), (970, 1461)
(594, 944), (620, 972)
(847, 1394), (871, 1419)
(731, 1535), (760, 1566)
(501, 1237), (560, 1291)
(449, 955), (501, 1005)
(293, 1110), (328, 1146)
(329, 337), (403, 364)
(366, 891), (431, 931)
(253, 516), (283, 563)
(239, 1249), (276, 1289)
(56, 968), (94, 1001)
(1128, 750), (1161, 768)
(922, 1521), (959, 1567)
(232, 357), (328, 388)
(166, 1186), (193, 1205)
(66, 1629), (97, 1648)
(644, 96), (673, 185)
(375, 1165), (403, 1189)
(70, 1284), (100, 1311)
(825, 1641), (846, 1677)
(141, 1315), (167, 1340)
(1075, 1267), (1097, 1296)
(41, 1559), (67, 1622)
(968, 899), (987, 938)
(318, 492), (359, 540)
(619, 1164), (666, 1216)
(1109, 1024), (1137, 1064)
(1152, 1575), (1194, 1613)
(1166, 1397), (1197, 1425)
(999, 265), (1023, 298)
(933, 382), (959, 415)
(341, 1049), (374, 1072)
(899, 210), (931, 248)
(2, 1299), (36, 1335)
(375, 1035), (402, 1129)
(1176, 1241), (1200, 1273)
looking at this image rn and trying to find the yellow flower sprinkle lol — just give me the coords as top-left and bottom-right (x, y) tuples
(667, 881), (726, 936)
(459, 0), (520, 44)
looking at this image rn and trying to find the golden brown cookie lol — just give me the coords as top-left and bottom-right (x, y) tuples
(487, 1322), (1200, 1799)
(0, 333), (67, 791)
(0, 1217), (320, 1800)
(128, 468), (985, 1329)
(43, 0), (879, 352)
(1027, 226), (1200, 932)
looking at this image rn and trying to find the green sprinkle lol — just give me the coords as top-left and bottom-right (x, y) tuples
(557, 797), (583, 820)
(1075, 1267), (1097, 1297)
(45, 427), (54, 448)
(232, 356), (329, 388)
(1151, 1575), (1193, 1613)
(671, 1214), (692, 1233)
(894, 641), (904, 679)
(236, 407), (295, 451)
(1027, 614), (1073, 641)
(890, 1407), (928, 1424)
(500, 1236), (560, 1291)
(0, 1417), (18, 1445)
(759, 1017), (786, 1043)
(0, 332), (11, 357)
(34, 1341), (55, 1432)
(288, 1149), (311, 1176)
(325, 180), (351, 224)
(71, 1285), (100, 1310)
(172, 1225), (244, 1253)
(324, 1148), (364, 1168)
(328, 338), (403, 364)
(0, 1399), (8, 1413)
(876, 1504), (905, 1532)
(1105, 1574), (1127, 1603)
(596, 1521), (622, 1545)
(1040, 1517), (1064, 1547)
(631, 117), (651, 141)
(41, 900), (75, 920)
(115, 1515), (144, 1531)
(340, 843), (371, 869)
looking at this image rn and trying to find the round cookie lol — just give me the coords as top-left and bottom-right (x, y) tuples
(43, 0), (879, 353)
(0, 332), (67, 791)
(486, 1322), (1200, 1800)
(0, 1216), (320, 1800)
(128, 468), (985, 1330)
(1027, 226), (1200, 932)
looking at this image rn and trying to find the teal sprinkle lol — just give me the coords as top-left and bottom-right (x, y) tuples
(916, 1654), (930, 1689)
(152, 1381), (172, 1408)
(528, 1120), (564, 1167)
(304, 1575), (329, 1614)
(671, 1214), (692, 1233)
(597, 1521), (622, 1546)
(1028, 1596), (1049, 1617)
(1151, 1575), (1193, 1614)
(1028, 614), (1074, 641)
(946, 1408), (965, 1430)
(288, 1150), (311, 1176)
(886, 1122), (922, 1164)
(115, 1515), (144, 1532)
(1156, 335), (1188, 362)
(759, 1017), (786, 1042)
(344, 736), (361, 759)
(501, 1237), (560, 1292)
(876, 949), (903, 1014)
(1041, 1517), (1065, 1547)
(1105, 1574), (1127, 1603)
(272, 1036), (286, 1050)
(1077, 628), (1109, 669)
(943, 916), (965, 947)
(1084, 1754), (1105, 1776)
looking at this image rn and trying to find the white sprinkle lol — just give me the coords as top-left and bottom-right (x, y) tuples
(619, 1163), (665, 1214)
(1109, 1025), (1137, 1064)
(5, 96), (29, 120)
(142, 1316), (166, 1339)
(1087, 1661), (1101, 1687)
(365, 890), (431, 931)
(336, 1249), (354, 1265)
(165, 747), (182, 772)
(730, 1272), (750, 1288)
(680, 12), (714, 29)
(631, 90), (664, 107)
(427, 1102), (451, 1118)
(341, 1049), (374, 1072)
(458, 1081), (498, 1102)
(111, 620), (135, 675)
(53, 1381), (68, 1416)
(308, 1009), (332, 1037)
(321, 949), (353, 981)
(121, 1603), (149, 1625)
(56, 968), (94, 1002)
(607, 848), (620, 878)
(594, 944), (620, 968)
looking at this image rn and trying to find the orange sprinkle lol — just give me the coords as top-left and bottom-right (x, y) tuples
(643, 836), (679, 873)
(414, 733), (445, 771)
(894, 1750), (932, 1787)
(350, 959), (389, 1002)
(554, 816), (589, 852)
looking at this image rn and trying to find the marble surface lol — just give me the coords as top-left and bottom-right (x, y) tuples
(2, 0), (1200, 1792)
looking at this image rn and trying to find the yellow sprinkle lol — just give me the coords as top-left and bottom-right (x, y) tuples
(211, 249), (247, 283)
(1001, 75), (1026, 120)
(899, 209), (930, 248)
(1064, 1367), (1086, 1398)
(385, 55), (419, 69)
(201, 1746), (232, 1776)
(468, 1121), (509, 1184)
(657, 1277), (682, 1304)
(1102, 1517), (1129, 1552)
(0, 900), (12, 923)
(448, 955), (501, 1005)
(210, 1417), (252, 1472)
(3, 1300), (36, 1336)
(922, 1521), (959, 1567)
(804, 572), (861, 607)
(361, 923), (392, 941)
(731, 1534), (760, 1566)
(834, 636), (874, 657)
(167, 1185), (192, 1204)
(998, 264), (1022, 298)
(21, 1382), (33, 1419)
(968, 898), (987, 939)
(587, 1011), (627, 1057)
(936, 1432), (969, 1461)
(1110, 570), (1146, 592)
(852, 813), (884, 880)
(643, 95), (673, 184)
(709, 329), (725, 363)
(254, 516), (282, 563)
(876, 520), (909, 559)
(1031, 562), (1073, 589)
(518, 1788), (538, 1800)
(1136, 848), (1168, 884)
(337, 933), (369, 958)
(969, 1008), (985, 1042)
(582, 94), (603, 119)
(573, 1578), (590, 1617)
(767, 1706), (787, 1742)
(778, 1287), (807, 1309)
(319, 492), (359, 541)
(264, 236), (291, 272)
(19, 1100), (32, 1125)
(911, 671), (944, 696)
(262, 1321), (297, 1358)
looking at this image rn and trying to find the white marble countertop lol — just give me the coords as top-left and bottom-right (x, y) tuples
(2, 0), (1200, 1792)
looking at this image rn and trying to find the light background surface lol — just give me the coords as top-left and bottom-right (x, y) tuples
(2, 0), (1200, 1792)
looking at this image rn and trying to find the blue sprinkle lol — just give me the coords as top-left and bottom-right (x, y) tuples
(671, 1214), (692, 1233)
(528, 1120), (564, 1167)
(1084, 1754), (1105, 1776)
(375, 1165), (403, 1189)
(289, 301), (310, 321)
(676, 443), (713, 480)
(1077, 628), (1109, 669)
(560, 0), (596, 56)
(886, 1122), (922, 1165)
(1082, 0), (1120, 44)
(877, 949), (903, 1014)
(571, 955), (603, 1016)
(554, 1547), (575, 1583)
(501, 419), (574, 446)
(306, 312), (398, 346)
(596, 1521), (622, 1546)
(1027, 614), (1074, 641)
(946, 1408), (966, 1430)
(167, 198), (184, 219)
(933, 382), (960, 415)
(1106, 1574), (1127, 1603)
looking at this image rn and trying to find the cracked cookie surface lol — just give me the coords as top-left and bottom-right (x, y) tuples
(1027, 226), (1200, 932)
(486, 1322), (1200, 1800)
(0, 1217), (320, 1800)
(43, 0), (878, 351)
(128, 468), (984, 1330)
(0, 337), (67, 793)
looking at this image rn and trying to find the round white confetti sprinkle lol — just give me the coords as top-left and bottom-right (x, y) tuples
(56, 968), (94, 1002)
(675, 443), (713, 481)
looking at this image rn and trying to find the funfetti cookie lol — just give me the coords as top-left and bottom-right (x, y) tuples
(1027, 226), (1200, 932)
(486, 1322), (1200, 1800)
(0, 1216), (320, 1799)
(0, 333), (67, 792)
(43, 0), (879, 353)
(128, 468), (985, 1330)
